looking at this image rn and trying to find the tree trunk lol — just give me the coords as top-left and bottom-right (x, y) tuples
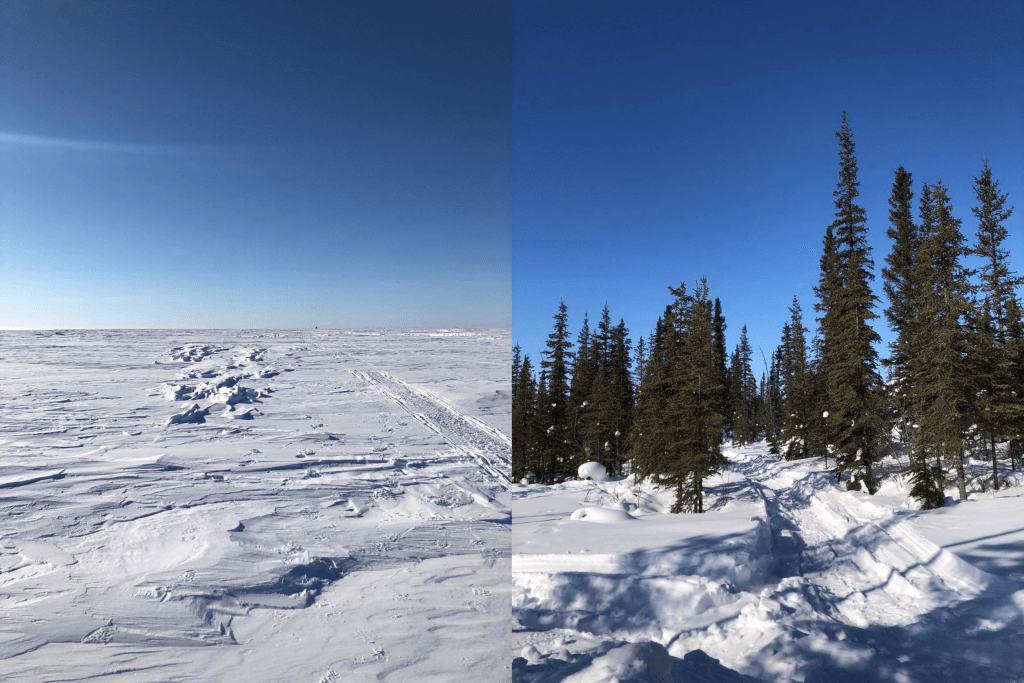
(864, 453), (875, 495)
(991, 433), (1000, 491)
(955, 448), (968, 501)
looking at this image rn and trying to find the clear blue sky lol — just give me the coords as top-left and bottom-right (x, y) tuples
(1, 1), (510, 329)
(514, 1), (1023, 372)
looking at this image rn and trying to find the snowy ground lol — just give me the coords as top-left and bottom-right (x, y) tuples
(512, 444), (1024, 682)
(0, 329), (511, 682)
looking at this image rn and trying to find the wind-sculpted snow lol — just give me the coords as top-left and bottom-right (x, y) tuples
(0, 328), (511, 682)
(513, 443), (1024, 682)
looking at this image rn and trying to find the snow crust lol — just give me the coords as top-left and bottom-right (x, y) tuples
(0, 328), (511, 682)
(513, 443), (1024, 681)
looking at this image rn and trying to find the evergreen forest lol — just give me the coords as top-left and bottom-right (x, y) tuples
(512, 112), (1019, 513)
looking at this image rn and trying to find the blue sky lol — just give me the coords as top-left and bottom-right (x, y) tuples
(1, 1), (510, 329)
(514, 1), (1023, 371)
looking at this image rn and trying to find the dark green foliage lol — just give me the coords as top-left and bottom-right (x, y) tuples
(514, 124), (1024, 515)
(568, 313), (597, 466)
(972, 159), (1018, 341)
(512, 344), (522, 407)
(815, 112), (884, 493)
(970, 160), (1020, 490)
(728, 326), (757, 445)
(778, 297), (815, 460)
(906, 450), (947, 510)
(633, 335), (648, 388)
(578, 307), (634, 477)
(606, 318), (635, 475)
(511, 355), (537, 482)
(882, 166), (920, 408)
(537, 301), (574, 484)
(911, 181), (974, 503)
(760, 353), (783, 455)
(630, 280), (725, 513)
(712, 298), (729, 420)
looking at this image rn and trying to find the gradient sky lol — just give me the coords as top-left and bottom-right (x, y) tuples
(514, 1), (1023, 372)
(1, 1), (510, 329)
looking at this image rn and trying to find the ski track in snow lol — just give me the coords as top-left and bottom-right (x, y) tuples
(348, 368), (511, 489)
(0, 329), (511, 682)
(513, 445), (1024, 682)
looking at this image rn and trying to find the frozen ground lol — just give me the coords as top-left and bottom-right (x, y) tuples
(512, 444), (1024, 682)
(0, 328), (511, 682)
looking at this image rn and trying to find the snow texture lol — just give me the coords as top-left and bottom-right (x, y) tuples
(513, 442), (1024, 682)
(0, 328), (510, 682)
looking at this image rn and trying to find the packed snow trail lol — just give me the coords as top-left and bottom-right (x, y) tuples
(512, 443), (1024, 682)
(348, 368), (511, 488)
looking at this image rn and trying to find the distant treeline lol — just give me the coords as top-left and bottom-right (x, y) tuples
(512, 112), (1019, 512)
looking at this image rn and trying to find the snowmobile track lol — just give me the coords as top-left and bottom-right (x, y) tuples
(348, 368), (511, 487)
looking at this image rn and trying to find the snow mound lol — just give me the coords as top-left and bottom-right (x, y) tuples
(564, 641), (672, 683)
(226, 407), (262, 420)
(570, 506), (636, 523)
(578, 461), (608, 481)
(167, 344), (225, 362)
(166, 403), (209, 425)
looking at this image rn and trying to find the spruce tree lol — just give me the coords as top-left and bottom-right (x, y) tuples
(538, 301), (574, 483)
(512, 343), (522, 407)
(973, 159), (1018, 341)
(673, 279), (726, 512)
(1004, 296), (1024, 470)
(568, 313), (597, 463)
(761, 354), (783, 454)
(607, 319), (634, 475)
(511, 354), (537, 482)
(970, 159), (1020, 488)
(633, 335), (648, 390)
(631, 313), (672, 489)
(911, 181), (974, 504)
(712, 298), (730, 420)
(729, 326), (756, 445)
(630, 281), (724, 513)
(816, 112), (884, 492)
(882, 165), (920, 421)
(779, 297), (814, 460)
(806, 334), (832, 465)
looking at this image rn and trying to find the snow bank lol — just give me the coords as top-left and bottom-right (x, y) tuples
(514, 441), (1024, 681)
(578, 461), (608, 481)
(570, 506), (636, 523)
(563, 641), (673, 683)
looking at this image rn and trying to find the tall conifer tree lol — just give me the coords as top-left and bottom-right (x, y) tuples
(538, 301), (574, 483)
(729, 326), (757, 445)
(712, 298), (730, 420)
(779, 297), (814, 460)
(568, 313), (596, 463)
(882, 166), (919, 421)
(816, 112), (884, 492)
(911, 181), (974, 504)
(630, 281), (724, 512)
(512, 344), (522, 406)
(970, 159), (1020, 488)
(512, 355), (537, 482)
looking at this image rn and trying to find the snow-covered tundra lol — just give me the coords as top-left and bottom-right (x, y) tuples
(0, 329), (511, 682)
